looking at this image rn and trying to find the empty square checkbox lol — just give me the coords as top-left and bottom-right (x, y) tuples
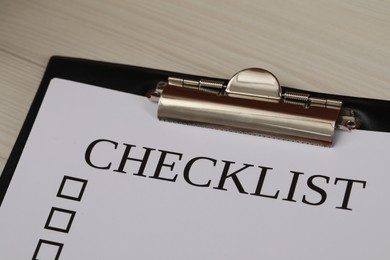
(44, 207), (76, 233)
(32, 239), (63, 260)
(57, 175), (88, 201)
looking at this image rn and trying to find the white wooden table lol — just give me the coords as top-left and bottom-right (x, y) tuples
(1, 0), (389, 174)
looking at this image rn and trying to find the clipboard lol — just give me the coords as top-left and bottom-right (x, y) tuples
(1, 56), (390, 259)
(1, 55), (390, 201)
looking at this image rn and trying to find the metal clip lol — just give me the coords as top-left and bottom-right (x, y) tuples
(148, 68), (357, 146)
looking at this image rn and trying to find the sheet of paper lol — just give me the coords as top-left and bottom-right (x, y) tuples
(0, 78), (389, 259)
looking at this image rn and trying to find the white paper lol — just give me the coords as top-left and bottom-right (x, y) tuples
(0, 78), (389, 259)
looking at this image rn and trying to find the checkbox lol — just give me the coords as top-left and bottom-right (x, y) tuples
(57, 175), (88, 201)
(32, 239), (63, 260)
(44, 207), (76, 233)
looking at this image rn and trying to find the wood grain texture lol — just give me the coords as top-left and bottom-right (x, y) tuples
(0, 0), (389, 174)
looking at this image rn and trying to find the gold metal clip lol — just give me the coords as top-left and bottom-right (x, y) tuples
(148, 68), (357, 146)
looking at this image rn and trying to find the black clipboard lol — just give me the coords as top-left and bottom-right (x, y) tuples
(1, 56), (389, 203)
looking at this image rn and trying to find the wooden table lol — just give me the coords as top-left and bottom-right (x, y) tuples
(1, 0), (389, 174)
